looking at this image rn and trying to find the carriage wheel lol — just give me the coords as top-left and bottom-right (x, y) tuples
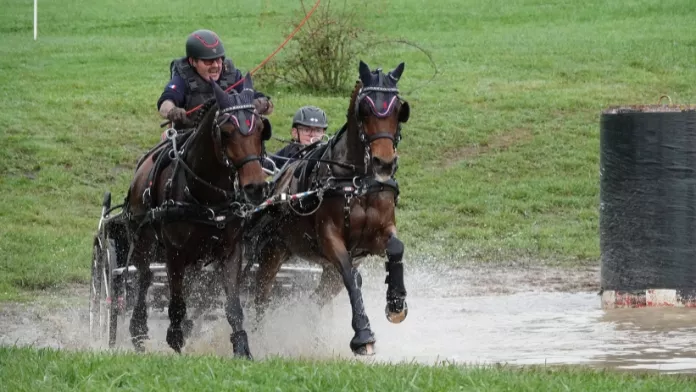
(88, 238), (121, 346)
(106, 239), (125, 348)
(88, 240), (109, 341)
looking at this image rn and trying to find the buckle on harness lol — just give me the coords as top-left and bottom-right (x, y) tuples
(165, 127), (177, 140)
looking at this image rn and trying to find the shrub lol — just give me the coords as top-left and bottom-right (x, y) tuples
(255, 0), (373, 94)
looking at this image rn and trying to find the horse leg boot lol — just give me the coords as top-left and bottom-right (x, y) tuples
(385, 234), (408, 324)
(129, 264), (153, 351)
(324, 237), (376, 355)
(165, 255), (188, 353)
(223, 243), (253, 359)
(126, 234), (154, 351)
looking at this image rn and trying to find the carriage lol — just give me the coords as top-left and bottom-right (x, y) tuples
(88, 189), (323, 346)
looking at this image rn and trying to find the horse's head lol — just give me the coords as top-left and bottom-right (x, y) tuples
(355, 60), (409, 182)
(210, 73), (271, 203)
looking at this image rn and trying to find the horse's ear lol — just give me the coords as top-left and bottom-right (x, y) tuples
(398, 100), (410, 123)
(389, 62), (405, 82)
(358, 60), (372, 85)
(211, 77), (232, 110)
(243, 72), (254, 90)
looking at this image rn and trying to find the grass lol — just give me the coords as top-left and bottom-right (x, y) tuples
(1, 0), (696, 299)
(1, 346), (695, 391)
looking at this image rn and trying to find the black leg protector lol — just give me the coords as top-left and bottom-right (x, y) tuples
(385, 235), (406, 299)
(384, 235), (407, 322)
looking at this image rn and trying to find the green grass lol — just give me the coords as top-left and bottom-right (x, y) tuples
(2, 346), (695, 391)
(1, 0), (696, 299)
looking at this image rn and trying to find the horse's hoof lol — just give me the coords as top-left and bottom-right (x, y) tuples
(131, 335), (150, 352)
(166, 327), (185, 354)
(231, 331), (253, 360)
(350, 329), (376, 355)
(234, 351), (254, 361)
(385, 301), (408, 324)
(352, 343), (376, 356)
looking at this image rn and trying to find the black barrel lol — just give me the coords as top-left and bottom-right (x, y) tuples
(600, 105), (696, 292)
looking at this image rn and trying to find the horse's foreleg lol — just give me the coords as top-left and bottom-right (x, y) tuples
(323, 234), (375, 356)
(384, 232), (408, 323)
(223, 242), (252, 359)
(127, 232), (154, 352)
(128, 263), (153, 351)
(165, 250), (187, 353)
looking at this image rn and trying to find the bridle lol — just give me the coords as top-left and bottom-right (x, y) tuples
(212, 102), (267, 170)
(172, 99), (268, 201)
(353, 84), (410, 175)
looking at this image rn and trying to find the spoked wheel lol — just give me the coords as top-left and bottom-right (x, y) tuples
(89, 238), (120, 346)
(106, 239), (126, 348)
(89, 240), (109, 341)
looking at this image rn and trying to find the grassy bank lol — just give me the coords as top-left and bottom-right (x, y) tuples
(1, 0), (695, 299)
(1, 346), (695, 391)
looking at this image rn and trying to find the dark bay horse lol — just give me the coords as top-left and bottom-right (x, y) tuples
(248, 61), (410, 355)
(124, 74), (270, 358)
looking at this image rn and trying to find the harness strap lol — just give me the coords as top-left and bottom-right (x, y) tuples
(142, 130), (195, 207)
(133, 199), (251, 234)
(343, 190), (353, 252)
(315, 177), (399, 256)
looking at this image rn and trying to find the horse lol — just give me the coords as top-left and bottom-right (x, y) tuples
(247, 60), (410, 355)
(123, 74), (271, 358)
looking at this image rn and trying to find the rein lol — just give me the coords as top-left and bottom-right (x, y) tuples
(164, 127), (237, 201)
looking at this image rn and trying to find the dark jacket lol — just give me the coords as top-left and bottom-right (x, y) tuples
(264, 143), (304, 172)
(157, 57), (269, 128)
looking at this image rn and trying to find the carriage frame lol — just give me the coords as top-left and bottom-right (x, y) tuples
(88, 190), (322, 346)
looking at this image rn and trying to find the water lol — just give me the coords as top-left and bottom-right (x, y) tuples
(3, 263), (696, 373)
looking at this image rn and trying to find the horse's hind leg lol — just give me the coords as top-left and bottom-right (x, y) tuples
(128, 232), (154, 352)
(165, 249), (188, 353)
(385, 233), (408, 324)
(253, 238), (288, 326)
(310, 265), (344, 308)
(223, 242), (253, 359)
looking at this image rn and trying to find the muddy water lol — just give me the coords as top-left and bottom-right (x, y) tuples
(3, 262), (696, 373)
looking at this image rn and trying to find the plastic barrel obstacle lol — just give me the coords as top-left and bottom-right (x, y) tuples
(600, 101), (696, 308)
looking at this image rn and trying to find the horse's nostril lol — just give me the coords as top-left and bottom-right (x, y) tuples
(242, 183), (267, 203)
(372, 156), (393, 168)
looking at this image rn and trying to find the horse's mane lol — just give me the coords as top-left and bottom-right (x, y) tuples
(346, 80), (362, 124)
(181, 98), (219, 159)
(327, 81), (363, 149)
(191, 97), (218, 127)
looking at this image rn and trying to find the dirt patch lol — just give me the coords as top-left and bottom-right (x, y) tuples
(442, 128), (533, 167)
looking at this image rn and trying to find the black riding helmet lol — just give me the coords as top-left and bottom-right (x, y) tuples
(292, 106), (328, 128)
(186, 29), (225, 60)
